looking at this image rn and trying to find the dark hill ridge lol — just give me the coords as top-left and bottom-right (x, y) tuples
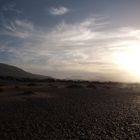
(0, 63), (50, 79)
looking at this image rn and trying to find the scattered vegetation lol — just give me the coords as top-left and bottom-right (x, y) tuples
(66, 84), (83, 88)
(27, 83), (37, 86)
(86, 84), (96, 89)
(103, 85), (110, 89)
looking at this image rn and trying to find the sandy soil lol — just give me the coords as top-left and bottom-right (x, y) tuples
(0, 82), (140, 140)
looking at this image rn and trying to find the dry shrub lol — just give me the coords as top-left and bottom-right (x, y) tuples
(87, 84), (96, 89)
(66, 84), (83, 88)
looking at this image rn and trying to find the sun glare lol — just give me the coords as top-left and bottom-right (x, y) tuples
(114, 45), (140, 80)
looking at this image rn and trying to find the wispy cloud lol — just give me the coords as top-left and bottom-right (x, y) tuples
(0, 18), (34, 39)
(1, 2), (22, 14)
(49, 6), (70, 16)
(1, 16), (140, 81)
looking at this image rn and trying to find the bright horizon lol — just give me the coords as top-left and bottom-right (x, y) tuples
(0, 0), (140, 82)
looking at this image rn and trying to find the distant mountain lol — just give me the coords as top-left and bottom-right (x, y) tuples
(0, 63), (50, 79)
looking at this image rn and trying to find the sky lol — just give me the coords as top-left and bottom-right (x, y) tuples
(0, 0), (140, 82)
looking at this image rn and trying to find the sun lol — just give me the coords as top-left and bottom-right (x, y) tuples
(114, 45), (140, 79)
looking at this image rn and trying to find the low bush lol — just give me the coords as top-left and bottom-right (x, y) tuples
(66, 84), (83, 88)
(103, 86), (110, 89)
(86, 84), (96, 89)
(23, 90), (35, 95)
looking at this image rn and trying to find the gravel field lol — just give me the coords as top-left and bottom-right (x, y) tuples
(0, 83), (140, 140)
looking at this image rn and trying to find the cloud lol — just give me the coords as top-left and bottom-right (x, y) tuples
(0, 18), (34, 39)
(1, 16), (140, 81)
(49, 6), (70, 16)
(1, 2), (22, 14)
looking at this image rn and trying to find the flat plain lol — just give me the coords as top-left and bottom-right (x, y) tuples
(0, 81), (140, 140)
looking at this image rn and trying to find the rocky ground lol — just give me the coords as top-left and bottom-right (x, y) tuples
(0, 82), (140, 140)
